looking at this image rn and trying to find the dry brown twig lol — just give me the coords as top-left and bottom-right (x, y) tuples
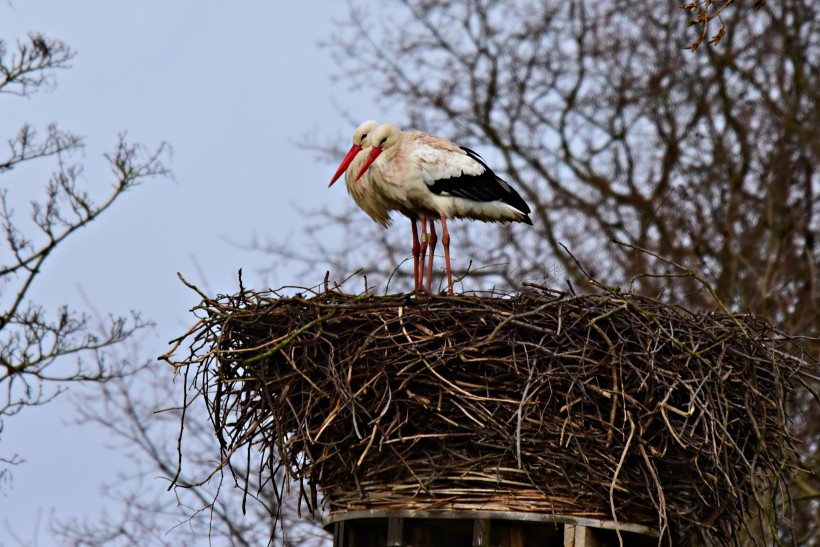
(681, 0), (767, 50)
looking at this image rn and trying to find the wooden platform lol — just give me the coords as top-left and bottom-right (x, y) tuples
(325, 509), (660, 547)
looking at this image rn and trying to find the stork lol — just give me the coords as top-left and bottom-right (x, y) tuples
(356, 123), (532, 295)
(328, 120), (392, 228)
(328, 121), (430, 293)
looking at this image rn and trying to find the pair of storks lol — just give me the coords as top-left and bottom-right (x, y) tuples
(328, 121), (532, 295)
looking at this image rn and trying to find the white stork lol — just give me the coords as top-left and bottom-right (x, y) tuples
(356, 123), (532, 295)
(328, 121), (431, 293)
(328, 120), (392, 228)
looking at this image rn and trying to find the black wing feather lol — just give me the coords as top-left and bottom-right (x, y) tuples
(425, 146), (532, 219)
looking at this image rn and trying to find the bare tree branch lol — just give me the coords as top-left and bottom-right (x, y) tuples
(0, 32), (171, 484)
(52, 347), (329, 546)
(0, 33), (74, 97)
(0, 133), (170, 423)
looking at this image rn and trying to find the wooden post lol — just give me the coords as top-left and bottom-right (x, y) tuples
(387, 516), (404, 546)
(472, 518), (491, 547)
(500, 524), (524, 547)
(564, 524), (601, 547)
(333, 520), (345, 547)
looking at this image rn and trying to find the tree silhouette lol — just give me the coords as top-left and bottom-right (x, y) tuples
(0, 33), (170, 477)
(287, 0), (819, 543)
(49, 1), (817, 544)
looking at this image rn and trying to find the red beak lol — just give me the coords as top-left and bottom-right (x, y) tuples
(328, 144), (362, 187)
(355, 147), (383, 181)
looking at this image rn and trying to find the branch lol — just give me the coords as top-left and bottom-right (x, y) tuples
(0, 135), (171, 418)
(0, 33), (74, 96)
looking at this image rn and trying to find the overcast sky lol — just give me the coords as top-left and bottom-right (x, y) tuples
(0, 1), (392, 543)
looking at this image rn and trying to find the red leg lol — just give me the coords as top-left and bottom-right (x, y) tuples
(410, 218), (420, 293)
(439, 214), (454, 295)
(418, 216), (429, 293)
(426, 220), (437, 293)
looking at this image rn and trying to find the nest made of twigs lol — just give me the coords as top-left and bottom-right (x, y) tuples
(163, 276), (813, 545)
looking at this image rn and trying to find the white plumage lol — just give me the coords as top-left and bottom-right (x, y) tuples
(356, 123), (532, 295)
(329, 121), (431, 293)
(328, 120), (392, 228)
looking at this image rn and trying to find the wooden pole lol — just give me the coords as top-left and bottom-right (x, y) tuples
(387, 516), (404, 546)
(564, 524), (601, 547)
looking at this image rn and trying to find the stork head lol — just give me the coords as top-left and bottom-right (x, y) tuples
(355, 123), (402, 181)
(353, 120), (379, 147)
(328, 120), (379, 187)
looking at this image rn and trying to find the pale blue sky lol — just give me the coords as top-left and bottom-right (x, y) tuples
(0, 1), (390, 543)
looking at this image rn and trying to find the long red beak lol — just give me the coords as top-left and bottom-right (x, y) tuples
(355, 147), (383, 181)
(328, 144), (362, 187)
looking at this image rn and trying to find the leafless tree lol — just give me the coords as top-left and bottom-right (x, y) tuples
(304, 0), (818, 330)
(34, 2), (817, 544)
(0, 32), (322, 547)
(0, 33), (170, 479)
(267, 0), (819, 543)
(49, 327), (329, 546)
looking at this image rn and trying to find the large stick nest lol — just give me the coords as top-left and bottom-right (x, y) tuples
(163, 276), (815, 545)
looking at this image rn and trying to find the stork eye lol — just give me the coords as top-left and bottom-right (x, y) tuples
(380, 138), (387, 145)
